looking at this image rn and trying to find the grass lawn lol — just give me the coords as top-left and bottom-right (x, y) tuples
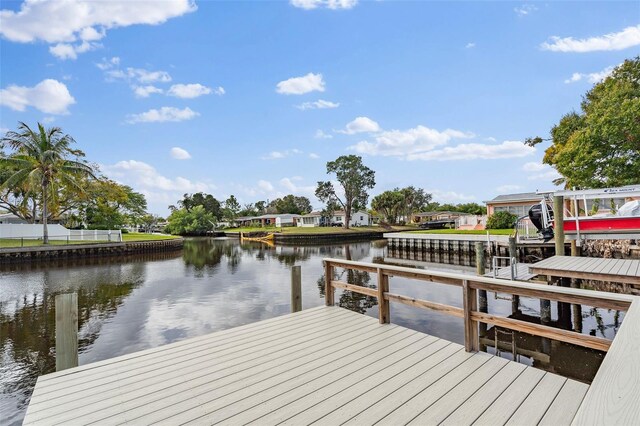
(409, 229), (514, 235)
(223, 225), (418, 234)
(122, 233), (180, 241)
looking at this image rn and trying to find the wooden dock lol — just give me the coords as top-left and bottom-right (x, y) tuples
(25, 306), (589, 426)
(530, 255), (640, 285)
(485, 263), (538, 281)
(24, 259), (640, 425)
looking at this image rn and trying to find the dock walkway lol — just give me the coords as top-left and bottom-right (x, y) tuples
(24, 306), (588, 425)
(530, 255), (640, 285)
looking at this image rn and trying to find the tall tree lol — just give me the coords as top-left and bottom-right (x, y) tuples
(223, 195), (241, 219)
(0, 122), (95, 243)
(526, 57), (640, 188)
(371, 190), (404, 224)
(316, 155), (375, 229)
(177, 192), (222, 220)
(269, 194), (312, 215)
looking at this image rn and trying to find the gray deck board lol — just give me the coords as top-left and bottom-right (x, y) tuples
(530, 256), (640, 284)
(24, 306), (589, 426)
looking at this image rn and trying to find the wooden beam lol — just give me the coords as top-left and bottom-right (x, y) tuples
(377, 268), (390, 324)
(463, 280), (479, 352)
(330, 280), (378, 298)
(554, 195), (565, 256)
(291, 265), (302, 313)
(385, 293), (464, 318)
(324, 261), (334, 306)
(55, 293), (78, 372)
(467, 279), (631, 311)
(471, 311), (611, 352)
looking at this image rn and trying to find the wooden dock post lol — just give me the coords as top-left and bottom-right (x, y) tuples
(324, 261), (334, 306)
(55, 293), (78, 372)
(475, 242), (488, 342)
(462, 280), (479, 352)
(508, 236), (520, 311)
(553, 195), (565, 256)
(291, 265), (302, 313)
(377, 268), (390, 324)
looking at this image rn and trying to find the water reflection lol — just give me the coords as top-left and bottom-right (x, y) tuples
(0, 238), (629, 424)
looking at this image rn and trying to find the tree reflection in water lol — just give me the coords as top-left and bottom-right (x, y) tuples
(316, 245), (378, 314)
(0, 281), (139, 416)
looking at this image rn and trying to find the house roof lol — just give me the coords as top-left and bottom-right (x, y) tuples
(484, 192), (544, 204)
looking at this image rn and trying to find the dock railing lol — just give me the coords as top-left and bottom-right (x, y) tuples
(323, 258), (640, 424)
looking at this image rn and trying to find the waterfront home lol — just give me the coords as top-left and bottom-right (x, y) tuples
(238, 213), (302, 227)
(299, 210), (371, 227)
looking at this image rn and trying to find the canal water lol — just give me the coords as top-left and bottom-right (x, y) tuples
(0, 238), (626, 425)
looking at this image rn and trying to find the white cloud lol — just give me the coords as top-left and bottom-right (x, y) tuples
(340, 116), (381, 134)
(496, 184), (522, 193)
(522, 162), (561, 181)
(213, 86), (225, 96)
(428, 189), (476, 203)
(279, 177), (316, 196)
(541, 25), (640, 53)
(42, 116), (55, 124)
(170, 147), (191, 160)
(406, 141), (534, 161)
(522, 162), (546, 172)
(103, 159), (210, 193)
(290, 0), (357, 9)
(514, 4), (537, 17)
(96, 56), (120, 70)
(276, 72), (325, 95)
(49, 40), (100, 60)
(260, 149), (303, 160)
(465, 42), (476, 49)
(167, 83), (212, 99)
(258, 180), (274, 192)
(296, 99), (340, 110)
(0, 79), (75, 114)
(315, 129), (333, 139)
(309, 153), (320, 159)
(349, 125), (474, 157)
(0, 0), (197, 58)
(107, 67), (172, 83)
(133, 85), (164, 98)
(127, 107), (199, 124)
(564, 65), (615, 84)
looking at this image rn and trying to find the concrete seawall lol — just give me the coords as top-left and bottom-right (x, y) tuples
(0, 238), (184, 264)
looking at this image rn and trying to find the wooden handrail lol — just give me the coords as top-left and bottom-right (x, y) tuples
(323, 258), (637, 353)
(323, 258), (640, 423)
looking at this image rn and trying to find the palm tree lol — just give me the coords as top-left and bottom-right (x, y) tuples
(0, 122), (95, 244)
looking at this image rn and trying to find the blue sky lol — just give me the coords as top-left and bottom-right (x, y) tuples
(1, 1), (639, 215)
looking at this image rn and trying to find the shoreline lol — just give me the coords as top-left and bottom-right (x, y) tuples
(0, 238), (184, 264)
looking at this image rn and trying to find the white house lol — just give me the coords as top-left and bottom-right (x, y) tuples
(298, 210), (370, 227)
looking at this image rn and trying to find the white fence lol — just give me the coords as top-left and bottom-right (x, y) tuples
(0, 224), (122, 242)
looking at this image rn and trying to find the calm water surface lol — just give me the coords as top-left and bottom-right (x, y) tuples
(0, 237), (626, 425)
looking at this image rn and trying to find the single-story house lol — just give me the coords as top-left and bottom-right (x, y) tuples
(484, 192), (546, 218)
(238, 214), (302, 227)
(0, 213), (28, 224)
(299, 210), (370, 227)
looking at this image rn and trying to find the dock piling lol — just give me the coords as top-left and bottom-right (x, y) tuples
(291, 265), (302, 313)
(55, 293), (78, 372)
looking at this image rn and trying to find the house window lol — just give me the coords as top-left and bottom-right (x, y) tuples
(360, 216), (364, 220)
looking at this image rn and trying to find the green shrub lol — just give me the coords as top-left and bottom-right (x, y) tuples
(486, 211), (517, 229)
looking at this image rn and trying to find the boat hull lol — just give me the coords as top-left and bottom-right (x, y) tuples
(560, 216), (640, 234)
